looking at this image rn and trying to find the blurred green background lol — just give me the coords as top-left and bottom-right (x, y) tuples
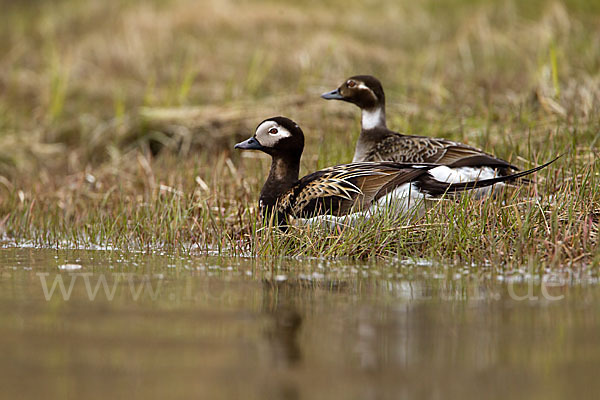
(1, 0), (598, 178)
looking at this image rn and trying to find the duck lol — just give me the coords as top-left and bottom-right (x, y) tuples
(321, 75), (521, 190)
(234, 116), (555, 227)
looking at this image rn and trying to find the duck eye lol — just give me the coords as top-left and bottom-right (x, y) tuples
(268, 127), (278, 135)
(347, 80), (356, 88)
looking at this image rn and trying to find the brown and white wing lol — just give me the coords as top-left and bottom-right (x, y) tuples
(285, 163), (431, 218)
(368, 134), (517, 170)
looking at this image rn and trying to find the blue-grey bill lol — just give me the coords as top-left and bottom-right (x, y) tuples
(234, 137), (264, 150)
(321, 89), (344, 100)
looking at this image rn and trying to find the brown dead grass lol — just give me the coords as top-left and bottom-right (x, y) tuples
(0, 0), (598, 264)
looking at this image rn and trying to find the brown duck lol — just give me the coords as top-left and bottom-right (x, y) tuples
(322, 75), (521, 189)
(234, 117), (555, 226)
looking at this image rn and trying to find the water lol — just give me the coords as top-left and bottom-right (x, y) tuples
(1, 248), (599, 399)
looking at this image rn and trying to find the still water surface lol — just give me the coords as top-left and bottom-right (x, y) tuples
(1, 248), (599, 399)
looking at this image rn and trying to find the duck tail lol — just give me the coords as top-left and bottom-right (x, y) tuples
(446, 155), (561, 193)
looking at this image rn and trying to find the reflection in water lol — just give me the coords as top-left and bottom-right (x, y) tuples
(0, 248), (599, 399)
(261, 280), (303, 400)
(262, 280), (303, 367)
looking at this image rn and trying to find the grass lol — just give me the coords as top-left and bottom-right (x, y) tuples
(0, 0), (598, 267)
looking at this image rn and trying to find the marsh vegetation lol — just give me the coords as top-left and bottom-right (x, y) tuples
(0, 0), (598, 266)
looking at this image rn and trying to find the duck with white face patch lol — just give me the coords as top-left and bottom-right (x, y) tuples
(234, 116), (557, 229)
(322, 75), (524, 195)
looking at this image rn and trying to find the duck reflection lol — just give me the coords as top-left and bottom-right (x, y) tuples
(262, 279), (303, 367)
(258, 279), (305, 400)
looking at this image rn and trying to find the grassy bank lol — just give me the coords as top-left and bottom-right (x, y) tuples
(0, 0), (598, 265)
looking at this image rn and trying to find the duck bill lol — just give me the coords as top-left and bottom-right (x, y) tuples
(234, 136), (264, 151)
(321, 88), (344, 100)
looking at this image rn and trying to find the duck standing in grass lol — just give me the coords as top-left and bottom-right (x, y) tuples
(234, 117), (554, 227)
(321, 75), (522, 193)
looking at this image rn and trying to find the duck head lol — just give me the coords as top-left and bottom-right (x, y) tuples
(321, 75), (386, 129)
(235, 117), (306, 222)
(321, 75), (385, 109)
(235, 116), (304, 160)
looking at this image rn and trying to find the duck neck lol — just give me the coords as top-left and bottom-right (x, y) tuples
(259, 154), (300, 209)
(361, 105), (386, 130)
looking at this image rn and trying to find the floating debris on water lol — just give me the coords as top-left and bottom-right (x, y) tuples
(399, 258), (434, 268)
(58, 264), (82, 270)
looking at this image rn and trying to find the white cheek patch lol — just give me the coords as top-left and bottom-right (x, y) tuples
(255, 122), (292, 147)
